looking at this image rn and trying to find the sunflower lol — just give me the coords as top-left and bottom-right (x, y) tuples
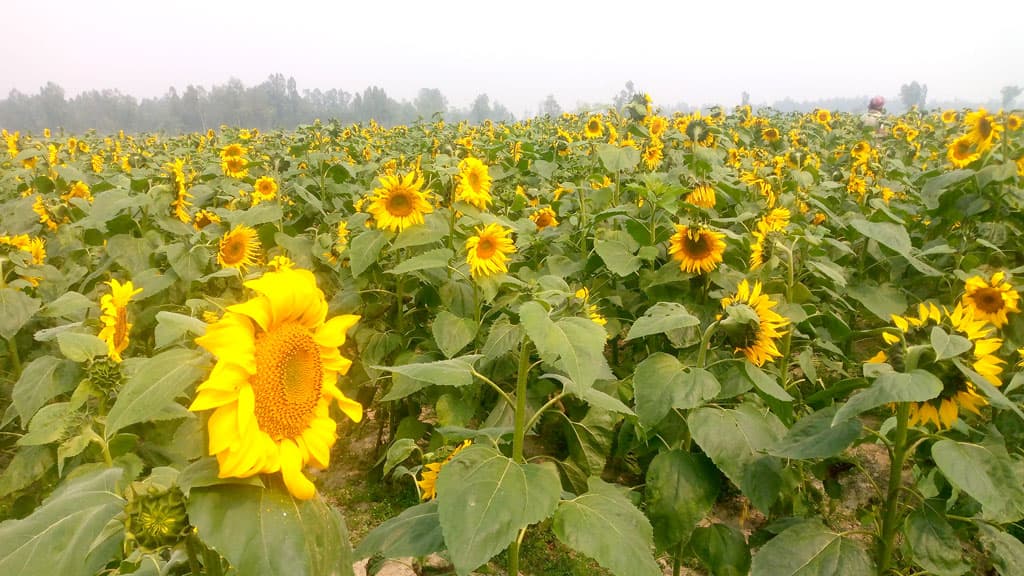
(642, 139), (664, 170)
(189, 268), (362, 500)
(367, 170), (433, 232)
(530, 206), (559, 230)
(814, 109), (832, 129)
(509, 140), (523, 163)
(62, 180), (93, 203)
(193, 209), (221, 231)
(221, 143), (246, 159)
(455, 157), (493, 210)
(584, 116), (604, 139)
(941, 110), (958, 124)
(668, 225), (726, 274)
(1008, 114), (1022, 132)
(964, 108), (1002, 152)
(720, 280), (788, 367)
(686, 183), (717, 209)
(947, 135), (980, 168)
(32, 195), (58, 231)
(851, 141), (871, 162)
(646, 115), (668, 138)
(98, 279), (143, 363)
(22, 156), (38, 169)
(221, 155), (249, 179)
(465, 223), (515, 279)
(962, 271), (1019, 328)
(218, 225), (262, 271)
(575, 288), (608, 327)
(418, 440), (471, 501)
(761, 127), (781, 143)
(749, 230), (769, 270)
(252, 176), (278, 206)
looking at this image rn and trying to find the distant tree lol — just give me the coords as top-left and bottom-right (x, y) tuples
(613, 81), (636, 109)
(1002, 85), (1022, 109)
(414, 88), (448, 118)
(469, 94), (492, 124)
(541, 94), (562, 117)
(741, 91), (750, 106)
(899, 81), (928, 110)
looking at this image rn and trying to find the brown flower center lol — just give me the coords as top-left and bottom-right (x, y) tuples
(683, 230), (713, 259)
(252, 322), (323, 439)
(972, 287), (1004, 313)
(386, 190), (414, 217)
(476, 237), (497, 259)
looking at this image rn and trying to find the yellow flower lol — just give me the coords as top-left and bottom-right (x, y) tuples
(32, 195), (58, 231)
(646, 115), (668, 138)
(964, 108), (1002, 152)
(418, 440), (471, 501)
(668, 225), (726, 275)
(947, 135), (980, 169)
(642, 138), (664, 170)
(63, 181), (93, 203)
(366, 170), (433, 232)
(465, 223), (515, 279)
(1007, 114), (1022, 131)
(218, 225), (262, 271)
(509, 141), (523, 163)
(720, 280), (789, 367)
(941, 110), (957, 124)
(98, 279), (143, 363)
(221, 143), (246, 159)
(267, 255), (295, 271)
(962, 271), (1019, 328)
(221, 156), (249, 179)
(814, 109), (832, 130)
(584, 116), (604, 139)
(193, 209), (221, 231)
(749, 230), (769, 270)
(530, 207), (559, 230)
(761, 127), (781, 143)
(252, 176), (278, 206)
(686, 183), (717, 209)
(455, 157), (493, 211)
(189, 268), (362, 500)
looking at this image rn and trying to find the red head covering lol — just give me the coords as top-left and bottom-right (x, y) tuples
(869, 96), (885, 111)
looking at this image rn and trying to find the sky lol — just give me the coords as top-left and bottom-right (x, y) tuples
(2, 0), (1021, 114)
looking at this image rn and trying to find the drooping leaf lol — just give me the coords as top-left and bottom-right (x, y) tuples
(56, 332), (108, 362)
(978, 523), (1024, 576)
(105, 348), (208, 439)
(625, 302), (700, 341)
(743, 361), (793, 402)
(594, 240), (642, 277)
(751, 520), (873, 575)
(0, 287), (41, 340)
(595, 143), (641, 172)
(387, 247), (453, 275)
(690, 523), (751, 576)
(633, 353), (719, 428)
(904, 500), (970, 576)
(12, 355), (79, 426)
(770, 406), (862, 459)
(355, 501), (444, 560)
(349, 229), (388, 277)
(932, 439), (1024, 523)
(375, 355), (482, 401)
(930, 326), (972, 361)
(832, 370), (942, 425)
(154, 311), (207, 350)
(431, 311), (477, 358)
(645, 450), (720, 551)
(519, 301), (613, 390)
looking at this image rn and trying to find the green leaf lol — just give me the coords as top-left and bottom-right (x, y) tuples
(0, 287), (41, 340)
(594, 240), (642, 277)
(482, 319), (521, 359)
(553, 477), (661, 576)
(230, 202), (283, 227)
(349, 229), (388, 277)
(954, 359), (1024, 421)
(633, 353), (719, 428)
(0, 445), (55, 498)
(595, 142), (641, 172)
(807, 259), (847, 288)
(164, 243), (208, 284)
(12, 355), (79, 426)
(188, 485), (354, 576)
(847, 283), (907, 322)
(57, 332), (108, 362)
(751, 521), (873, 575)
(387, 247), (453, 274)
(932, 439), (1024, 522)
(832, 370), (942, 425)
(978, 523), (1024, 576)
(743, 361), (793, 402)
(770, 406), (862, 459)
(383, 438), (419, 478)
(40, 291), (95, 320)
(930, 326), (972, 360)
(431, 311), (477, 358)
(18, 402), (73, 446)
(154, 311), (207, 350)
(355, 501), (444, 560)
(690, 524), (751, 576)
(646, 450), (720, 551)
(0, 468), (125, 576)
(849, 220), (941, 276)
(920, 169), (973, 209)
(688, 404), (785, 512)
(519, 301), (613, 391)
(905, 500), (970, 576)
(105, 348), (208, 439)
(625, 302), (700, 341)
(437, 445), (561, 575)
(376, 355), (482, 401)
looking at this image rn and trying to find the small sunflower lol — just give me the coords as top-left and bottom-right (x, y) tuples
(761, 127), (781, 143)
(189, 267), (362, 500)
(98, 279), (143, 363)
(1007, 114), (1022, 132)
(962, 271), (1019, 328)
(668, 225), (726, 275)
(749, 230), (770, 270)
(584, 116), (604, 139)
(720, 280), (788, 367)
(221, 143), (246, 159)
(814, 109), (832, 129)
(947, 135), (980, 168)
(418, 440), (471, 501)
(32, 195), (58, 231)
(221, 155), (249, 179)
(455, 157), (493, 210)
(252, 176), (278, 206)
(193, 209), (221, 231)
(63, 180), (93, 203)
(646, 115), (668, 138)
(941, 110), (958, 124)
(367, 170), (433, 232)
(964, 108), (1002, 152)
(530, 206), (559, 230)
(465, 223), (515, 279)
(686, 183), (717, 209)
(642, 139), (664, 170)
(218, 225), (262, 271)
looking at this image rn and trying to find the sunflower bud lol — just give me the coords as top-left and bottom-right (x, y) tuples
(125, 485), (189, 551)
(721, 303), (761, 349)
(86, 357), (124, 392)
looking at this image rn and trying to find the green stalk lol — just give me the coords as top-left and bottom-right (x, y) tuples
(6, 336), (21, 380)
(185, 533), (203, 576)
(508, 339), (533, 576)
(777, 241), (797, 391)
(877, 401), (909, 575)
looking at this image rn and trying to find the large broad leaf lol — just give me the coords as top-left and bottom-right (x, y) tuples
(849, 219), (941, 276)
(0, 287), (41, 340)
(594, 240), (642, 277)
(743, 361), (793, 402)
(645, 450), (720, 551)
(519, 301), (613, 391)
(978, 523), (1024, 576)
(154, 311), (207, 350)
(905, 500), (970, 576)
(349, 229), (388, 277)
(770, 406), (862, 459)
(625, 302), (700, 341)
(751, 521), (873, 575)
(932, 439), (1024, 522)
(355, 501), (444, 560)
(387, 247), (453, 275)
(375, 355), (482, 401)
(0, 467), (125, 576)
(482, 319), (521, 359)
(847, 283), (907, 322)
(920, 169), (974, 209)
(56, 332), (108, 362)
(0, 445), (55, 498)
(689, 404), (785, 512)
(11, 355), (79, 426)
(431, 311), (477, 358)
(633, 353), (719, 428)
(595, 142), (641, 172)
(436, 445), (560, 576)
(930, 327), (972, 361)
(188, 485), (354, 576)
(832, 370), (942, 425)
(553, 477), (661, 576)
(165, 243), (209, 284)
(690, 524), (751, 576)
(105, 348), (208, 439)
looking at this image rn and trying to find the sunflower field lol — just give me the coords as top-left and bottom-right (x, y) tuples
(1, 96), (1024, 576)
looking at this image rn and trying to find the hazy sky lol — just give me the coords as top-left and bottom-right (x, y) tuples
(3, 0), (1021, 114)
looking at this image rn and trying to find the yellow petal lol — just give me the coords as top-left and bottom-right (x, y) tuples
(189, 388), (237, 412)
(208, 403), (240, 455)
(196, 313), (255, 361)
(324, 384), (363, 423)
(279, 438), (316, 500)
(227, 296), (273, 332)
(314, 315), (361, 348)
(236, 384), (256, 436)
(883, 332), (901, 345)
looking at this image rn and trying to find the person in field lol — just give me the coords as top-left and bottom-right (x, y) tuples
(861, 96), (886, 134)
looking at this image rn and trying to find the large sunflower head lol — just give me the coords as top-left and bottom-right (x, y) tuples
(221, 155), (249, 179)
(761, 127), (781, 143)
(218, 225), (262, 271)
(720, 280), (788, 367)
(964, 108), (1002, 151)
(941, 110), (958, 124)
(530, 206), (559, 230)
(686, 183), (717, 209)
(668, 225), (726, 275)
(584, 116), (604, 139)
(455, 157), (493, 210)
(98, 279), (143, 363)
(189, 268), (361, 500)
(947, 135), (980, 168)
(646, 115), (668, 138)
(465, 223), (515, 279)
(962, 271), (1020, 328)
(366, 169), (433, 232)
(252, 176), (278, 206)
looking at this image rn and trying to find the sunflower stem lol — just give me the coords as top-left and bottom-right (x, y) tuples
(5, 336), (21, 381)
(877, 401), (910, 575)
(512, 337), (532, 464)
(185, 532), (204, 576)
(777, 240), (797, 392)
